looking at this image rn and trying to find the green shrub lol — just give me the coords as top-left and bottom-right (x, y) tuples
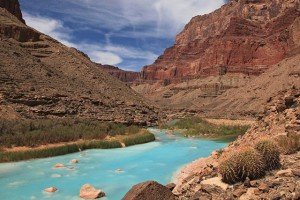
(164, 117), (249, 138)
(255, 140), (281, 170)
(79, 140), (122, 150)
(123, 131), (155, 147)
(0, 119), (145, 148)
(219, 148), (265, 184)
(275, 134), (300, 155)
(0, 144), (79, 162)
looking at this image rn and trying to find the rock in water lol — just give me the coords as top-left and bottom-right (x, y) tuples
(70, 159), (78, 164)
(79, 184), (105, 199)
(122, 181), (177, 200)
(44, 187), (58, 193)
(53, 163), (64, 168)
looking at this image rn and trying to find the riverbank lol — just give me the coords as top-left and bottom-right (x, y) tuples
(171, 91), (300, 200)
(0, 118), (156, 162)
(162, 117), (252, 140)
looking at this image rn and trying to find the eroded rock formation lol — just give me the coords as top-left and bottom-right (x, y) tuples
(98, 64), (140, 83)
(0, 0), (24, 23)
(141, 0), (300, 81)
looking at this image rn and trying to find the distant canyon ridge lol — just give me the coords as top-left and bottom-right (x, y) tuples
(103, 0), (300, 119)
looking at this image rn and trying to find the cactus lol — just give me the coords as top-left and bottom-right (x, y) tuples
(275, 134), (299, 155)
(255, 140), (281, 170)
(219, 148), (265, 184)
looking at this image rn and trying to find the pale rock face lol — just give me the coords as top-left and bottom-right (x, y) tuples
(79, 184), (105, 199)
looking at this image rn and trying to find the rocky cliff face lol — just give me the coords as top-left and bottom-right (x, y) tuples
(0, 0), (24, 23)
(0, 0), (158, 125)
(141, 0), (300, 81)
(98, 64), (141, 83)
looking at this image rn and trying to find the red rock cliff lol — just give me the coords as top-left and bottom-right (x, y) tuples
(98, 64), (141, 83)
(141, 0), (300, 81)
(0, 0), (25, 23)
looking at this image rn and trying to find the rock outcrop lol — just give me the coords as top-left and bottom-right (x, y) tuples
(173, 89), (300, 199)
(122, 181), (177, 200)
(98, 64), (140, 83)
(141, 0), (300, 81)
(0, 0), (158, 125)
(0, 0), (24, 23)
(79, 184), (105, 199)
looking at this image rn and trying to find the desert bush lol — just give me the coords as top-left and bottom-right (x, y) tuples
(0, 119), (145, 148)
(166, 117), (249, 138)
(255, 140), (281, 170)
(219, 148), (265, 184)
(275, 134), (300, 155)
(0, 144), (79, 162)
(123, 130), (155, 147)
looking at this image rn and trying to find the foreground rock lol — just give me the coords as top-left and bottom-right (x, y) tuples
(122, 181), (177, 200)
(173, 90), (300, 199)
(44, 187), (57, 193)
(79, 184), (105, 199)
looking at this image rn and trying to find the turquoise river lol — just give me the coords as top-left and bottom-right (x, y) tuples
(0, 129), (229, 200)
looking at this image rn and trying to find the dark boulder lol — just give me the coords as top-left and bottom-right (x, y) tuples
(122, 181), (177, 200)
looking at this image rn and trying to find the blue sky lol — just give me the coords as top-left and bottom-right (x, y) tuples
(19, 0), (226, 71)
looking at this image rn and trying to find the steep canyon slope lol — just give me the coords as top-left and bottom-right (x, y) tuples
(0, 0), (158, 125)
(133, 0), (300, 119)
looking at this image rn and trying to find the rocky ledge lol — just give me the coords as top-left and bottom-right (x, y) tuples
(122, 89), (300, 200)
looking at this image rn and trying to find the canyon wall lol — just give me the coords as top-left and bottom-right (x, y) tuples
(141, 0), (300, 82)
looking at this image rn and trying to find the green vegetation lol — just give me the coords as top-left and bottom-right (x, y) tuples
(0, 131), (156, 162)
(0, 119), (142, 148)
(0, 119), (156, 162)
(255, 140), (281, 170)
(275, 134), (300, 155)
(162, 117), (249, 139)
(219, 148), (265, 184)
(122, 130), (156, 147)
(0, 144), (80, 162)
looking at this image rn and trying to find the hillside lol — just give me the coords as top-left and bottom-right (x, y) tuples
(0, 0), (158, 125)
(132, 0), (300, 119)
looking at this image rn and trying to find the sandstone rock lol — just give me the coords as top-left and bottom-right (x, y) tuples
(44, 187), (57, 193)
(258, 182), (269, 192)
(53, 163), (64, 168)
(140, 0), (300, 81)
(70, 159), (78, 164)
(79, 184), (105, 199)
(122, 181), (177, 200)
(232, 188), (246, 197)
(165, 183), (176, 191)
(292, 169), (300, 177)
(98, 64), (140, 83)
(0, 0), (25, 23)
(200, 177), (229, 191)
(276, 169), (293, 177)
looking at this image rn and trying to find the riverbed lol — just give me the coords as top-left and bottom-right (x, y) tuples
(0, 129), (229, 200)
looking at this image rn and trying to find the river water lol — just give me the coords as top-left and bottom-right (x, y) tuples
(0, 129), (229, 200)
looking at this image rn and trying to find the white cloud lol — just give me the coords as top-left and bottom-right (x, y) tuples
(30, 0), (226, 39)
(22, 1), (226, 70)
(89, 51), (123, 65)
(23, 12), (76, 47)
(22, 12), (158, 69)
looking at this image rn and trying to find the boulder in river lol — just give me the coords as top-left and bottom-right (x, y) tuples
(79, 184), (105, 199)
(70, 159), (79, 164)
(53, 163), (64, 168)
(44, 187), (58, 193)
(122, 181), (177, 200)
